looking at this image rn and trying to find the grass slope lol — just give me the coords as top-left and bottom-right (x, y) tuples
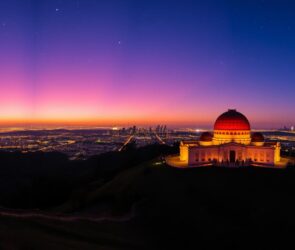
(1, 161), (295, 249)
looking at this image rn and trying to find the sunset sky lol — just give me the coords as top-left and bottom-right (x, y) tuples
(1, 0), (295, 128)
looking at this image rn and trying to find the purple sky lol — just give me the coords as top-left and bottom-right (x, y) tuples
(0, 0), (295, 128)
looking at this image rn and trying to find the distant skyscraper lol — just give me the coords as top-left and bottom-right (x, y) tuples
(132, 126), (137, 135)
(163, 125), (167, 134)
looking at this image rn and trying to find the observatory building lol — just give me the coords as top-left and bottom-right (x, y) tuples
(178, 109), (281, 167)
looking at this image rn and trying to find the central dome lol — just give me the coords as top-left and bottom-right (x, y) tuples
(214, 109), (250, 130)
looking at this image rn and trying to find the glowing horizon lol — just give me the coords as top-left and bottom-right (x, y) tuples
(0, 110), (291, 130)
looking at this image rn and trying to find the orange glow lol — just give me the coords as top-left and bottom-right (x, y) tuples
(0, 115), (212, 127)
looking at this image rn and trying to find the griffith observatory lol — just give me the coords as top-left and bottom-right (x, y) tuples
(169, 109), (281, 167)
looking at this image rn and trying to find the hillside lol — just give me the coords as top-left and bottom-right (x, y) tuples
(1, 159), (295, 249)
(56, 161), (295, 249)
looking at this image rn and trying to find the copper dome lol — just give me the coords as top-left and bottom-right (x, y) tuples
(200, 132), (213, 141)
(214, 109), (251, 131)
(251, 132), (264, 142)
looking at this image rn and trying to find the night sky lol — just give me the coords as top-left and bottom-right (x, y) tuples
(1, 0), (295, 128)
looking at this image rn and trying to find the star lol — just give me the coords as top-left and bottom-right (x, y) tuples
(55, 8), (60, 12)
(118, 40), (122, 45)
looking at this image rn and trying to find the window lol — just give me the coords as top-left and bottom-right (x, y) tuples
(201, 152), (205, 162)
(260, 152), (264, 161)
(195, 152), (199, 162)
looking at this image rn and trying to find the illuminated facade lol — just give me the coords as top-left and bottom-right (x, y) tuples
(179, 109), (281, 167)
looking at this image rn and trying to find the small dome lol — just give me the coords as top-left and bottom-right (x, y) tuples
(214, 109), (251, 130)
(200, 132), (213, 141)
(251, 132), (264, 142)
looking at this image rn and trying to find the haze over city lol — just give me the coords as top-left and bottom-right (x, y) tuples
(1, 0), (295, 128)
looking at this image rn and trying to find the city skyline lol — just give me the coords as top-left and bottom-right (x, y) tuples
(1, 0), (295, 128)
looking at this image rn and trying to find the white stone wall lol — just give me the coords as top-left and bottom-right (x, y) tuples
(246, 147), (275, 164)
(180, 145), (189, 162)
(186, 143), (277, 165)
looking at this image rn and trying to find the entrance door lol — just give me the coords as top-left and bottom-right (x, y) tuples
(230, 150), (236, 163)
